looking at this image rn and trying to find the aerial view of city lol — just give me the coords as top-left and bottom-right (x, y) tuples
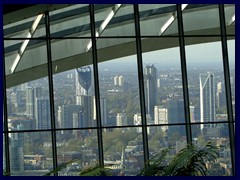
(3, 3), (235, 176)
(4, 48), (235, 175)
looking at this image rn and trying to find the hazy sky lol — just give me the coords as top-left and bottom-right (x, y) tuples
(98, 40), (235, 71)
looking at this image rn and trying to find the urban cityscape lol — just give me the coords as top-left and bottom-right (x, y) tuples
(5, 56), (235, 176)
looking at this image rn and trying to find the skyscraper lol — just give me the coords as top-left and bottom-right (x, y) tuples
(75, 66), (92, 98)
(61, 104), (82, 129)
(35, 97), (51, 129)
(144, 65), (157, 119)
(114, 75), (125, 86)
(26, 86), (42, 118)
(9, 124), (24, 173)
(167, 99), (185, 136)
(216, 82), (226, 109)
(199, 73), (215, 130)
(100, 97), (107, 126)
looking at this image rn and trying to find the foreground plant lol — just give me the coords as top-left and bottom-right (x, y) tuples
(138, 141), (219, 176)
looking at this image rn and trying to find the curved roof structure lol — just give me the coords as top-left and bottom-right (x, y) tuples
(4, 4), (235, 88)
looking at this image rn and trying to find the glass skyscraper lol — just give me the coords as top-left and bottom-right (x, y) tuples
(144, 65), (157, 119)
(199, 73), (216, 130)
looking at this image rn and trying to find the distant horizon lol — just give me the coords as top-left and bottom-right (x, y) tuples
(98, 40), (235, 72)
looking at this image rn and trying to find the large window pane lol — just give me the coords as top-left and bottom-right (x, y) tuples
(148, 125), (187, 158)
(97, 38), (141, 127)
(191, 123), (232, 176)
(183, 4), (220, 35)
(4, 40), (52, 131)
(185, 38), (228, 125)
(56, 129), (98, 176)
(8, 132), (53, 176)
(103, 127), (144, 176)
(224, 4), (235, 35)
(94, 4), (135, 37)
(51, 39), (97, 129)
(4, 14), (45, 38)
(141, 38), (184, 125)
(139, 4), (178, 36)
(50, 5), (91, 38)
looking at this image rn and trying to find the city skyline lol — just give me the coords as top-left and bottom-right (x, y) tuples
(5, 61), (234, 176)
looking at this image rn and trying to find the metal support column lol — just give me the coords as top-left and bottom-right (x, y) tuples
(3, 48), (11, 175)
(218, 4), (235, 176)
(176, 4), (192, 144)
(89, 4), (104, 167)
(45, 11), (58, 176)
(133, 4), (149, 165)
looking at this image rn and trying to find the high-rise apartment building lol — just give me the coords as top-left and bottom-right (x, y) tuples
(199, 73), (215, 130)
(144, 65), (157, 119)
(154, 106), (168, 132)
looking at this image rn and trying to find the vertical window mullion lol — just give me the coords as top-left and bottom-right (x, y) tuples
(89, 4), (104, 167)
(3, 48), (11, 175)
(44, 11), (58, 176)
(133, 4), (149, 165)
(218, 4), (235, 176)
(176, 4), (192, 144)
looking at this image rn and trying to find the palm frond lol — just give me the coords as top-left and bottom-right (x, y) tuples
(78, 164), (113, 176)
(138, 149), (169, 176)
(162, 141), (218, 176)
(44, 159), (77, 176)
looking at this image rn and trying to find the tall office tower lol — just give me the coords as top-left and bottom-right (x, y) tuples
(216, 82), (226, 109)
(9, 124), (24, 172)
(118, 76), (124, 86)
(61, 104), (81, 129)
(114, 75), (125, 86)
(72, 107), (91, 129)
(35, 97), (51, 129)
(26, 86), (42, 118)
(144, 65), (157, 119)
(200, 73), (215, 130)
(167, 99), (185, 136)
(189, 105), (200, 123)
(11, 89), (26, 113)
(57, 106), (62, 128)
(100, 97), (107, 126)
(116, 112), (127, 126)
(154, 106), (168, 132)
(114, 76), (119, 86)
(77, 95), (95, 127)
(75, 66), (92, 104)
